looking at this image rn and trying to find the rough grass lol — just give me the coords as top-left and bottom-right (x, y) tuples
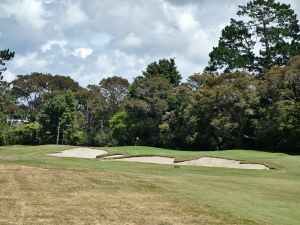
(0, 145), (300, 225)
(0, 164), (223, 225)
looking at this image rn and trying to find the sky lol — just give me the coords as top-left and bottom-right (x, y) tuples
(1, 0), (300, 86)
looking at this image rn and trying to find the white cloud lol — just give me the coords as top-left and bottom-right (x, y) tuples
(44, 0), (55, 4)
(122, 33), (142, 48)
(41, 40), (67, 53)
(2, 0), (300, 86)
(73, 48), (93, 59)
(89, 33), (112, 47)
(158, 2), (215, 64)
(4, 52), (48, 80)
(3, 69), (15, 82)
(64, 2), (88, 27)
(0, 0), (46, 28)
(66, 50), (146, 85)
(15, 52), (47, 69)
(95, 50), (131, 76)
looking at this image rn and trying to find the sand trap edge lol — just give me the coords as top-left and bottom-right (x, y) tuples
(47, 148), (108, 159)
(104, 155), (271, 170)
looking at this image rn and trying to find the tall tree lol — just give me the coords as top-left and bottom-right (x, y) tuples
(49, 75), (80, 93)
(12, 73), (79, 122)
(207, 19), (256, 73)
(0, 49), (14, 82)
(99, 76), (129, 116)
(207, 0), (300, 73)
(0, 49), (14, 138)
(182, 72), (259, 150)
(122, 76), (172, 146)
(0, 81), (13, 145)
(39, 90), (77, 144)
(75, 85), (114, 146)
(159, 84), (194, 149)
(142, 58), (182, 86)
(39, 95), (67, 144)
(0, 49), (14, 108)
(12, 73), (51, 121)
(256, 56), (300, 152)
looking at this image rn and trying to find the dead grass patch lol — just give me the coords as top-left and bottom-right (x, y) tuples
(0, 164), (222, 225)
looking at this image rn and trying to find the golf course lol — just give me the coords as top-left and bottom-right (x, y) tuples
(1, 0), (300, 224)
(0, 145), (299, 225)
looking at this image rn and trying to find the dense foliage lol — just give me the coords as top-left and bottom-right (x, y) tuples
(0, 0), (299, 153)
(0, 55), (299, 152)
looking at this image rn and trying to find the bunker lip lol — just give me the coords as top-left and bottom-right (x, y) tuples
(101, 154), (125, 159)
(108, 156), (270, 170)
(47, 148), (108, 159)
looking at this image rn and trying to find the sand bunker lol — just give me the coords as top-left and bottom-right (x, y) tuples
(48, 148), (107, 159)
(111, 156), (269, 170)
(177, 157), (269, 169)
(114, 156), (175, 164)
(47, 148), (269, 169)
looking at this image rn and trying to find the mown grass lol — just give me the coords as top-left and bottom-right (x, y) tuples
(0, 145), (299, 225)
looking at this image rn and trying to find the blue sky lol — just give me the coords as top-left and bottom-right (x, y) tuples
(1, 0), (300, 86)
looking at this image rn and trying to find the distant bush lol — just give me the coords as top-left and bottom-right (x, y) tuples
(68, 130), (85, 146)
(93, 130), (117, 147)
(0, 124), (14, 145)
(13, 122), (41, 145)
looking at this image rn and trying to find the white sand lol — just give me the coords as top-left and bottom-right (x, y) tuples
(177, 157), (269, 170)
(114, 156), (175, 165)
(48, 148), (107, 159)
(237, 163), (269, 170)
(177, 157), (240, 168)
(109, 156), (269, 170)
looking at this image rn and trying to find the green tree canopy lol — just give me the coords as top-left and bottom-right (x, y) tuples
(255, 56), (300, 151)
(12, 73), (79, 121)
(207, 0), (300, 73)
(142, 58), (182, 86)
(0, 49), (14, 81)
(99, 76), (129, 116)
(120, 76), (172, 146)
(39, 90), (77, 144)
(0, 49), (14, 127)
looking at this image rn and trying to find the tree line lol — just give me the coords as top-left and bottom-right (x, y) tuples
(0, 0), (299, 153)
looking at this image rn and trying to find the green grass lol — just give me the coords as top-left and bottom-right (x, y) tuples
(0, 145), (300, 225)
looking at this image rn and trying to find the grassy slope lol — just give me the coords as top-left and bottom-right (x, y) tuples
(0, 145), (299, 225)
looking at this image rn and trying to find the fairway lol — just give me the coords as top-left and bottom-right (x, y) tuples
(0, 145), (299, 225)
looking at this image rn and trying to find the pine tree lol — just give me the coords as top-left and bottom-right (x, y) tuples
(207, 0), (300, 73)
